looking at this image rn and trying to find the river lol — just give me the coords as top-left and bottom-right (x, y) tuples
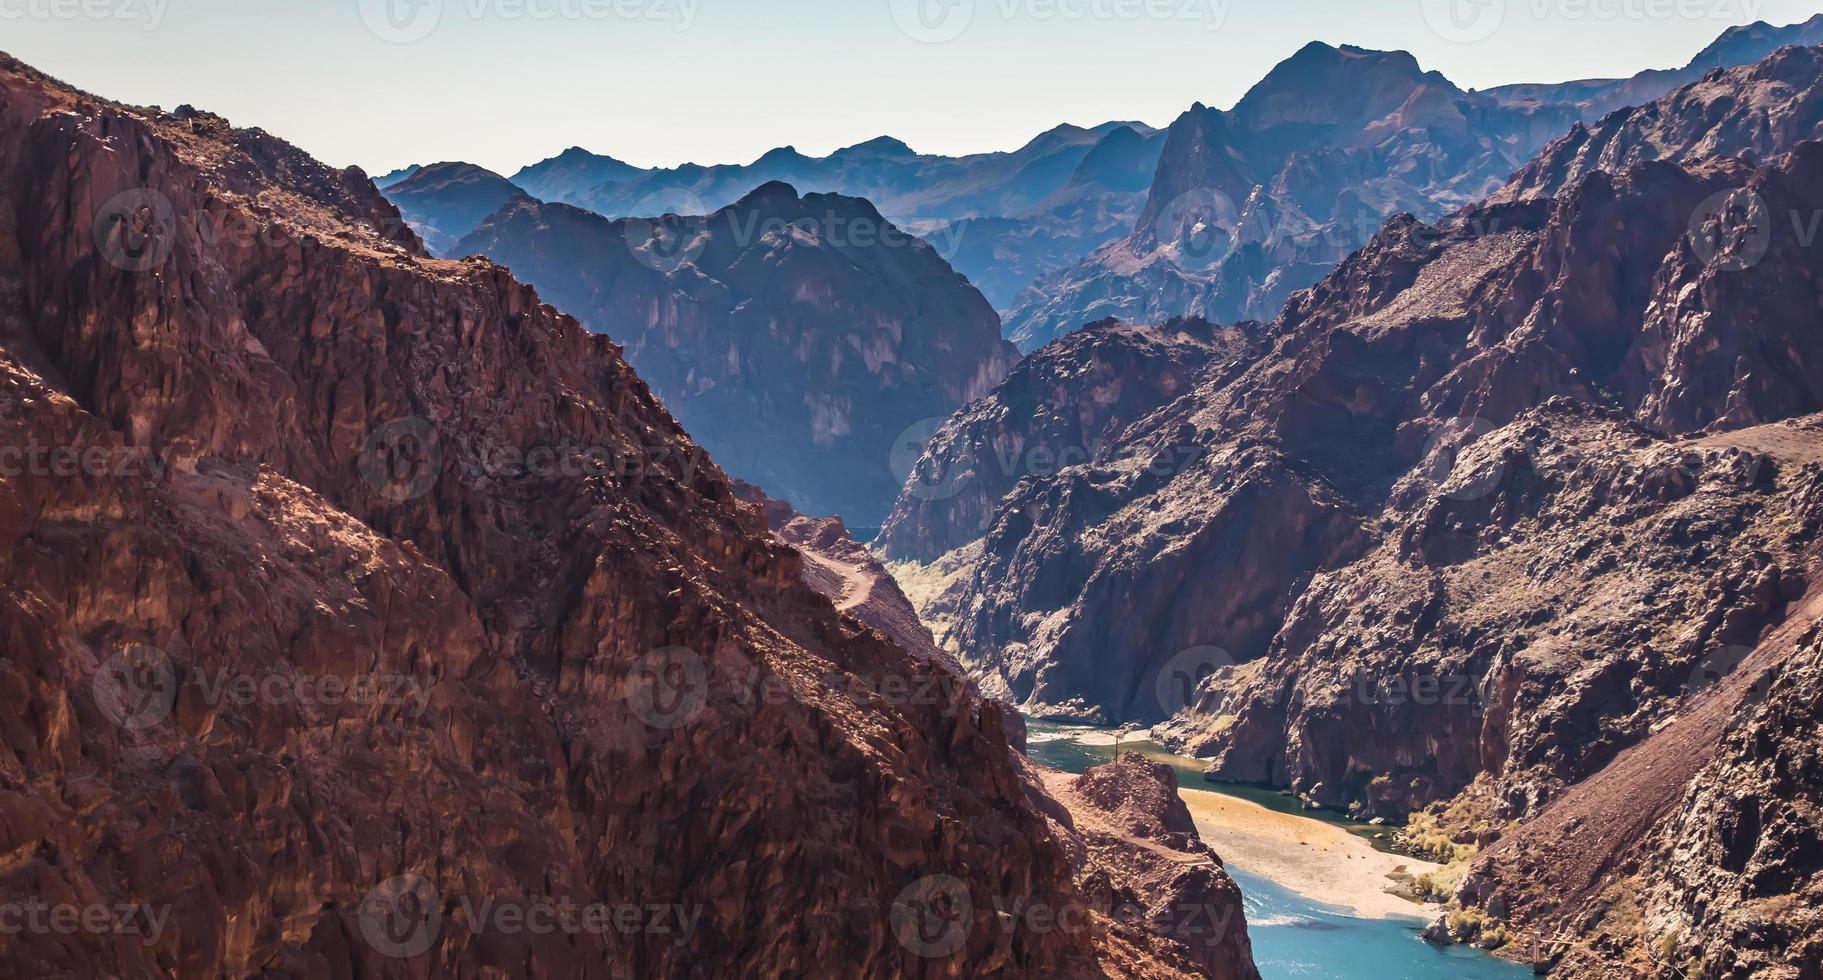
(1024, 721), (1532, 980)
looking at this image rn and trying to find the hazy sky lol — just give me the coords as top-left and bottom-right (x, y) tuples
(6, 0), (1820, 175)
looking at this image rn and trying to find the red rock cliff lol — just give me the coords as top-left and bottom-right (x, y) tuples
(0, 54), (1244, 980)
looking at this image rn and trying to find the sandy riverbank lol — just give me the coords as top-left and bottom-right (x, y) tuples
(1178, 786), (1442, 921)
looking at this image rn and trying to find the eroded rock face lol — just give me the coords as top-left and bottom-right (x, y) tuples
(1444, 557), (1823, 977)
(1029, 756), (1258, 980)
(457, 184), (1019, 528)
(1000, 42), (1580, 351)
(0, 53), (1238, 980)
(876, 317), (1254, 564)
(942, 133), (1823, 734)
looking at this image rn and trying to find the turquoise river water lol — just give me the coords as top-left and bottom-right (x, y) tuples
(1024, 721), (1532, 980)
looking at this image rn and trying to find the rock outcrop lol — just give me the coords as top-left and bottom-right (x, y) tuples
(876, 317), (1254, 564)
(457, 183), (1019, 528)
(1030, 757), (1259, 980)
(0, 53), (1247, 980)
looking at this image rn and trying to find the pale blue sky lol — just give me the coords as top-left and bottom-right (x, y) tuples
(5, 0), (1820, 175)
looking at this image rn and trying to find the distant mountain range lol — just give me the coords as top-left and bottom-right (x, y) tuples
(1480, 11), (1823, 118)
(381, 122), (1163, 312)
(999, 14), (1823, 351)
(377, 14), (1823, 353)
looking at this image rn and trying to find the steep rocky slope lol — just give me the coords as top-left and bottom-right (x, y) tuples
(1031, 757), (1258, 980)
(875, 317), (1254, 564)
(1493, 43), (1823, 204)
(0, 53), (1244, 979)
(999, 42), (1578, 351)
(1440, 570), (1823, 977)
(886, 51), (1823, 971)
(953, 141), (1823, 735)
(457, 183), (1019, 527)
(380, 161), (528, 256)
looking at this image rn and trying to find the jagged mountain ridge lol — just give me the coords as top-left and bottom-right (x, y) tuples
(998, 42), (1580, 351)
(0, 51), (1243, 980)
(1481, 12), (1823, 120)
(500, 122), (1167, 311)
(1000, 17), (1823, 353)
(456, 182), (1019, 527)
(1492, 42), (1823, 204)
